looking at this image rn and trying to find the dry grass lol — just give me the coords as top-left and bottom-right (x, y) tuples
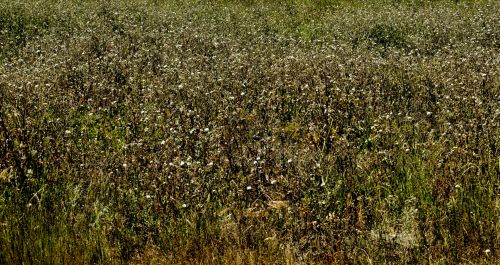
(0, 0), (499, 264)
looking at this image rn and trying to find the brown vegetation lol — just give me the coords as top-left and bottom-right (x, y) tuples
(0, 0), (498, 263)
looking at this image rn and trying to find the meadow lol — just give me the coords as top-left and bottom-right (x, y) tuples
(0, 0), (499, 263)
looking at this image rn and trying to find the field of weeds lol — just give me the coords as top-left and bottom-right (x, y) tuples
(0, 0), (499, 264)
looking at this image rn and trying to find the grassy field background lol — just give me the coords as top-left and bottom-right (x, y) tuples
(0, 0), (499, 264)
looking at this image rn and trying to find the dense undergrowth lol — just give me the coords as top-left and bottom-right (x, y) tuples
(0, 0), (499, 264)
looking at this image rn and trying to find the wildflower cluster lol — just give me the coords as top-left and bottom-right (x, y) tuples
(0, 0), (498, 263)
